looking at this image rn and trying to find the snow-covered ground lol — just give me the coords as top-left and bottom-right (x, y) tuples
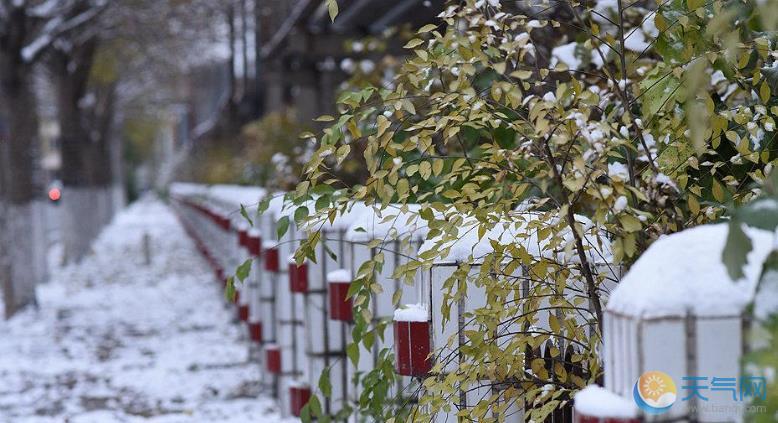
(0, 197), (292, 422)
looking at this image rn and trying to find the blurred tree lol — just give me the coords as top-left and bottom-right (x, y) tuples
(47, 0), (223, 262)
(0, 0), (107, 317)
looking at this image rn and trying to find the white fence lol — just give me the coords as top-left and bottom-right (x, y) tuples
(169, 183), (756, 423)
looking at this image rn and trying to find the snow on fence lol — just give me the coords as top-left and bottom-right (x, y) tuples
(170, 183), (766, 423)
(257, 195), (308, 417)
(296, 202), (372, 417)
(593, 224), (774, 423)
(342, 205), (428, 417)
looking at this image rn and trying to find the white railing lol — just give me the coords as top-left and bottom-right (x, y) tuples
(169, 183), (753, 423)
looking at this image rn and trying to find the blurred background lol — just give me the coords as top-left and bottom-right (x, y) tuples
(0, 0), (443, 317)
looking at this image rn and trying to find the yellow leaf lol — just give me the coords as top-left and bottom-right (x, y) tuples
(376, 115), (390, 137)
(760, 82), (771, 104)
(619, 215), (642, 232)
(712, 179), (726, 202)
(404, 38), (424, 49)
(327, 0), (338, 21)
(419, 161), (432, 180)
(687, 0), (704, 10)
(688, 194), (700, 216)
(432, 159), (444, 176)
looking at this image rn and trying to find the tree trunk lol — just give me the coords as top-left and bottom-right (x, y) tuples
(254, 0), (264, 115)
(52, 40), (106, 263)
(227, 2), (238, 124)
(0, 55), (42, 318)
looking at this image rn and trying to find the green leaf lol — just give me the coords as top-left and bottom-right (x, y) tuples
(224, 276), (236, 302)
(327, 0), (338, 22)
(277, 215), (290, 239)
(257, 197), (270, 215)
(319, 366), (332, 397)
(294, 206), (309, 225)
(722, 221), (752, 280)
(239, 204), (253, 227)
(236, 259), (252, 282)
(347, 342), (360, 367)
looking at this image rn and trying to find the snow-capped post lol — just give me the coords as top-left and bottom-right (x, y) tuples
(266, 344), (282, 374)
(341, 204), (429, 415)
(238, 292), (249, 321)
(393, 304), (431, 376)
(237, 222), (249, 250)
(248, 228), (262, 258)
(327, 269), (352, 322)
(248, 229), (263, 344)
(259, 240), (277, 341)
(603, 224), (774, 422)
(288, 256), (308, 293)
(573, 385), (639, 423)
(299, 202), (370, 417)
(249, 318), (262, 344)
(289, 380), (312, 417)
(264, 243), (280, 272)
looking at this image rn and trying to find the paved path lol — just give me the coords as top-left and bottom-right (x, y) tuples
(0, 198), (289, 422)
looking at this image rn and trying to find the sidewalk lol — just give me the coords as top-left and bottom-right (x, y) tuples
(0, 197), (289, 422)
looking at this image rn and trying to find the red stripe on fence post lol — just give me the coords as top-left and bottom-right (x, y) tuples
(249, 322), (262, 343)
(289, 384), (312, 417)
(393, 320), (431, 376)
(248, 231), (261, 257)
(329, 280), (352, 322)
(238, 303), (249, 321)
(288, 261), (308, 293)
(266, 345), (281, 373)
(264, 247), (279, 272)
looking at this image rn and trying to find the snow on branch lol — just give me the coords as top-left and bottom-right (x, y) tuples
(21, 0), (107, 63)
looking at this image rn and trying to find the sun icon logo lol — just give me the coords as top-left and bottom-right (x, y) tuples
(633, 370), (677, 414)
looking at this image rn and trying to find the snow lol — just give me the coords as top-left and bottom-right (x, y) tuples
(573, 385), (638, 418)
(613, 196), (628, 212)
(551, 42), (580, 71)
(327, 269), (352, 283)
(0, 197), (292, 422)
(287, 380), (309, 389)
(642, 14), (659, 37)
(345, 204), (428, 242)
(262, 240), (278, 249)
(393, 304), (429, 322)
(623, 28), (650, 52)
(607, 224), (775, 318)
(418, 213), (612, 265)
(209, 185), (266, 211)
(608, 162), (629, 181)
(754, 269), (778, 321)
(655, 173), (678, 190)
(169, 182), (209, 198)
(305, 202), (372, 232)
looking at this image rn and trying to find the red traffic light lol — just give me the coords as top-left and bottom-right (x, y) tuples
(48, 187), (61, 202)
